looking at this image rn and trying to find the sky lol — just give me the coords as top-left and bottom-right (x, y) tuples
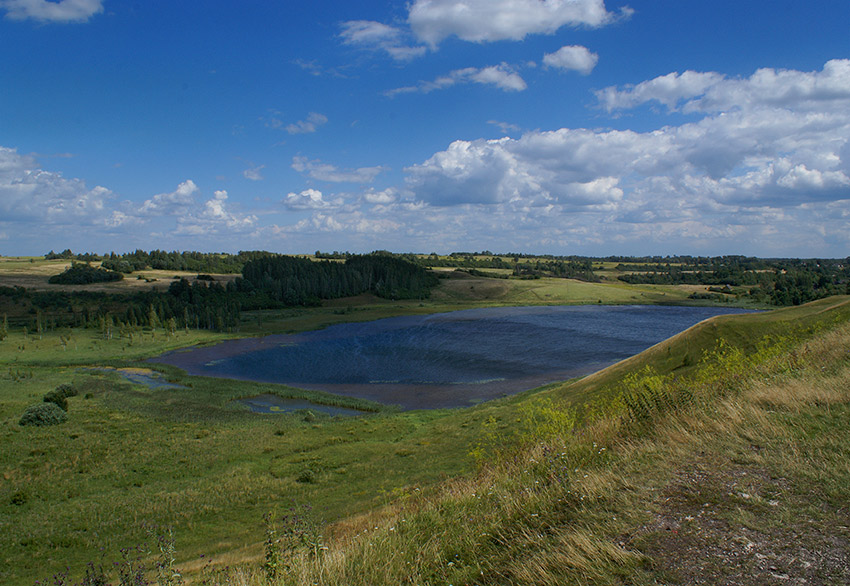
(1, 0), (849, 258)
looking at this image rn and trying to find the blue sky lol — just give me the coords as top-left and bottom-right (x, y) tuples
(1, 0), (849, 257)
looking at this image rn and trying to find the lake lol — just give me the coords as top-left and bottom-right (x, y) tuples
(153, 305), (754, 410)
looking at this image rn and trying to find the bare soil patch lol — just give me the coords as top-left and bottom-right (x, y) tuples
(630, 457), (850, 585)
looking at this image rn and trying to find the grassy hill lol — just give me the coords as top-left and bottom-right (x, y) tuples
(1, 281), (847, 583)
(240, 296), (850, 585)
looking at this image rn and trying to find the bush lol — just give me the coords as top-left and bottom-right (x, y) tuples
(53, 383), (78, 398)
(19, 402), (68, 426)
(43, 391), (68, 411)
(43, 383), (78, 411)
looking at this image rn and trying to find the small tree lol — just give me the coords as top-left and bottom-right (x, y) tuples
(148, 304), (160, 331)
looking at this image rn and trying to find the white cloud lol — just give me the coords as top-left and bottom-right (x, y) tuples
(138, 180), (199, 216)
(339, 20), (427, 61)
(596, 70), (728, 112)
(406, 60), (850, 221)
(292, 156), (385, 183)
(488, 120), (522, 134)
(0, 146), (118, 225)
(775, 163), (850, 192)
(176, 190), (257, 235)
(243, 164), (265, 181)
(362, 187), (398, 204)
(293, 211), (401, 235)
(408, 0), (618, 47)
(596, 59), (850, 114)
(283, 188), (344, 210)
(1, 0), (103, 23)
(469, 64), (527, 91)
(542, 45), (598, 75)
(386, 63), (526, 96)
(285, 112), (328, 135)
(340, 19), (400, 45)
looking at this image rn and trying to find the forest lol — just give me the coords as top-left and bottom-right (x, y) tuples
(3, 253), (439, 333)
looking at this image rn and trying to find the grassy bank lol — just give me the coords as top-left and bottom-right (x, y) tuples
(0, 280), (841, 583)
(193, 296), (850, 585)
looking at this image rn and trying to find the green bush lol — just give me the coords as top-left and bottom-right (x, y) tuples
(43, 383), (78, 411)
(53, 383), (78, 398)
(43, 391), (68, 411)
(19, 402), (68, 426)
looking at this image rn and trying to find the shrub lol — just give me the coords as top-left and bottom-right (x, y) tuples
(43, 391), (68, 411)
(54, 383), (78, 398)
(19, 402), (68, 426)
(43, 383), (78, 411)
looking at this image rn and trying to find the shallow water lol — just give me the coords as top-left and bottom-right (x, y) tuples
(236, 394), (366, 417)
(153, 305), (754, 409)
(81, 367), (188, 390)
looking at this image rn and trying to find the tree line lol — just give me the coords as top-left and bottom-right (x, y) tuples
(617, 258), (849, 305)
(234, 253), (438, 307)
(5, 253), (439, 333)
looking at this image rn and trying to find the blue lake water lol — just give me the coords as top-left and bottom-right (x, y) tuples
(154, 305), (754, 410)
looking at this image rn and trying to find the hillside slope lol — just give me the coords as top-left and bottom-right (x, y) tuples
(3, 297), (848, 585)
(219, 297), (850, 585)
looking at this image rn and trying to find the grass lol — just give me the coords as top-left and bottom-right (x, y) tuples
(200, 296), (849, 585)
(1, 256), (839, 584)
(0, 324), (522, 585)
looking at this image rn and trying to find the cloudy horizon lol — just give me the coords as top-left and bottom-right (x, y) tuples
(1, 0), (848, 257)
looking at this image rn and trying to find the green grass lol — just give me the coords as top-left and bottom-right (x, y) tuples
(1, 258), (840, 584)
(0, 325), (531, 584)
(224, 295), (850, 586)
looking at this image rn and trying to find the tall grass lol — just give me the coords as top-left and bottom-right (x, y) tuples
(190, 302), (850, 585)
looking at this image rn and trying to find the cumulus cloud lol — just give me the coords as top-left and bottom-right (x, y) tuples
(291, 156), (385, 183)
(362, 187), (398, 204)
(386, 63), (526, 96)
(542, 45), (598, 75)
(176, 190), (257, 235)
(282, 188), (344, 210)
(408, 0), (619, 47)
(339, 20), (427, 61)
(293, 211), (401, 235)
(0, 146), (119, 225)
(406, 60), (850, 220)
(596, 70), (729, 112)
(138, 180), (199, 216)
(285, 112), (328, 135)
(596, 59), (850, 114)
(1, 0), (103, 23)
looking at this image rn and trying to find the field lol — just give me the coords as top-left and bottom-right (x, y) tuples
(1, 257), (845, 584)
(0, 256), (239, 294)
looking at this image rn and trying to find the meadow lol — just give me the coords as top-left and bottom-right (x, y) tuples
(1, 256), (845, 584)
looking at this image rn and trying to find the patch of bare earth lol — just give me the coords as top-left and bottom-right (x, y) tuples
(628, 459), (850, 585)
